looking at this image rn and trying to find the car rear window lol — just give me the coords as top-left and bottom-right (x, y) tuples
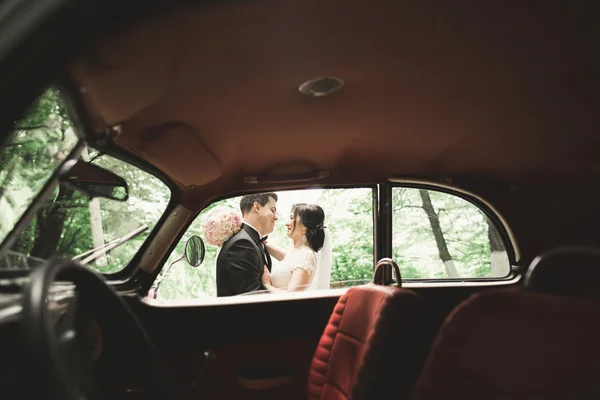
(392, 187), (510, 279)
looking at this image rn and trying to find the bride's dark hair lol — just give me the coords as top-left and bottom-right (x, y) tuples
(292, 203), (326, 252)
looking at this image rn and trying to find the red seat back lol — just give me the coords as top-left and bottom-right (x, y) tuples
(412, 290), (600, 400)
(307, 284), (427, 400)
(413, 247), (600, 400)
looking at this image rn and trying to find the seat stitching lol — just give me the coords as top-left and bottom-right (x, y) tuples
(337, 330), (368, 346)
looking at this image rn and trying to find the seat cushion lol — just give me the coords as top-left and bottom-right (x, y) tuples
(307, 284), (427, 400)
(412, 290), (600, 400)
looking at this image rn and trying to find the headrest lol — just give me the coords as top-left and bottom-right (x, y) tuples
(374, 258), (402, 287)
(524, 246), (600, 299)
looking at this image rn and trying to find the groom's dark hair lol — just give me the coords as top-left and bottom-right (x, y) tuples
(240, 192), (278, 215)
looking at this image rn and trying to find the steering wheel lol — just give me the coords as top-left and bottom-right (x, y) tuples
(20, 258), (177, 400)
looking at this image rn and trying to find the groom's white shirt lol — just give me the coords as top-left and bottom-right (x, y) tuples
(243, 221), (262, 239)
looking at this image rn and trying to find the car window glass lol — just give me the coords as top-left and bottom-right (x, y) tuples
(6, 153), (171, 273)
(392, 187), (510, 279)
(0, 89), (171, 273)
(0, 88), (77, 243)
(155, 188), (374, 300)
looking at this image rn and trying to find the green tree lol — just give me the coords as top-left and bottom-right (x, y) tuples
(2, 89), (171, 274)
(419, 189), (458, 278)
(1, 88), (75, 246)
(392, 188), (509, 279)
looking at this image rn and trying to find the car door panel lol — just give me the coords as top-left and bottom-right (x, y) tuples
(124, 282), (520, 399)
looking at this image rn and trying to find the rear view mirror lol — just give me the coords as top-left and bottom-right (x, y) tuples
(184, 235), (205, 267)
(59, 160), (129, 201)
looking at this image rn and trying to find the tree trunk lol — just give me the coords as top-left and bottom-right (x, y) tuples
(419, 189), (459, 278)
(87, 197), (107, 266)
(0, 157), (21, 202)
(487, 218), (508, 276)
(30, 185), (74, 259)
(81, 147), (107, 266)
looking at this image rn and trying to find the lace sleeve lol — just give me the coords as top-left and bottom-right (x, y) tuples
(289, 249), (317, 275)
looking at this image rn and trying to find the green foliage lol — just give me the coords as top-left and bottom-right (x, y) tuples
(0, 88), (74, 240)
(2, 88), (170, 273)
(158, 197), (239, 299)
(392, 188), (508, 279)
(326, 189), (373, 287)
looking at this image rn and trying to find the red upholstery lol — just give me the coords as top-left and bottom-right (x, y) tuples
(307, 284), (427, 400)
(411, 290), (600, 400)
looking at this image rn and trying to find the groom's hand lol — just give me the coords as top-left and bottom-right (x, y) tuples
(261, 265), (272, 288)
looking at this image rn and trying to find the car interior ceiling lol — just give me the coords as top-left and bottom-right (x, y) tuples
(63, 0), (600, 266)
(0, 0), (600, 399)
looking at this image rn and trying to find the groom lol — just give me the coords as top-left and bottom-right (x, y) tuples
(216, 192), (278, 296)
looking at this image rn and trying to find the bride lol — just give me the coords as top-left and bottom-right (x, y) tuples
(262, 203), (332, 292)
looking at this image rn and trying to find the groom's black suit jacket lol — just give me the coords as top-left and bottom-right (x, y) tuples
(216, 223), (272, 297)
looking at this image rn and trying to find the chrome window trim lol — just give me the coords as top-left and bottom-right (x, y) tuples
(141, 274), (521, 308)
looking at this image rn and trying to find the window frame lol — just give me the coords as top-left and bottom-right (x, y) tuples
(0, 142), (87, 278)
(386, 178), (519, 283)
(147, 185), (379, 297)
(88, 146), (177, 282)
(57, 80), (181, 286)
(0, 86), (178, 282)
(145, 178), (520, 301)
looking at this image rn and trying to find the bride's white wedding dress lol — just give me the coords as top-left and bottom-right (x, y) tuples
(270, 228), (333, 291)
(271, 245), (317, 290)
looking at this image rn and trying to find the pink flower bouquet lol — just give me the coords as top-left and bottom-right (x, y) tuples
(201, 206), (243, 247)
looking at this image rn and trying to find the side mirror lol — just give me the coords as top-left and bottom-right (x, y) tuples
(147, 235), (206, 299)
(184, 235), (205, 267)
(58, 160), (129, 201)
